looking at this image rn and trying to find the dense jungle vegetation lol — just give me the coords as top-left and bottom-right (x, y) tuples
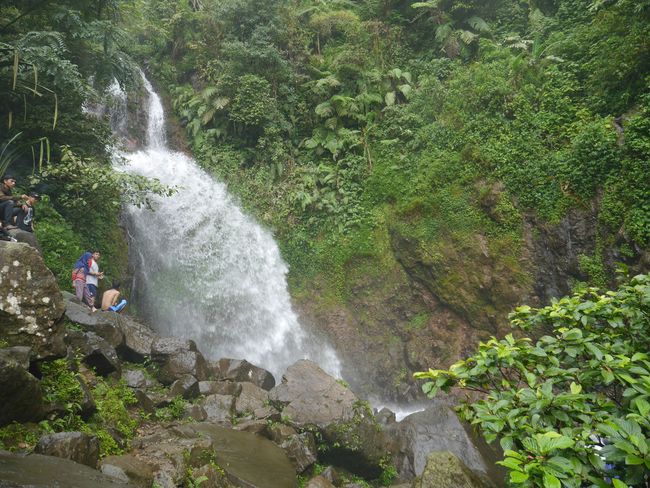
(1, 0), (650, 485)
(5, 0), (648, 297)
(124, 0), (650, 303)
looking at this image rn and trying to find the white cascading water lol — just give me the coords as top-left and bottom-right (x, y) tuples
(112, 77), (341, 379)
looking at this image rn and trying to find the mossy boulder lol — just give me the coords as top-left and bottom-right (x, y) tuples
(413, 451), (492, 488)
(0, 241), (65, 360)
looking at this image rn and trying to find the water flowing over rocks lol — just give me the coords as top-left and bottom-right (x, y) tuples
(0, 207), (501, 488)
(116, 75), (341, 380)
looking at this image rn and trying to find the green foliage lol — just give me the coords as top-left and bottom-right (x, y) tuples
(35, 195), (85, 287)
(154, 396), (188, 422)
(89, 378), (138, 456)
(0, 422), (40, 452)
(40, 358), (84, 412)
(415, 274), (650, 487)
(378, 456), (397, 486)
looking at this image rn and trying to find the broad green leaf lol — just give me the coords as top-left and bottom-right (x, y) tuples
(510, 471), (529, 483)
(543, 472), (561, 488)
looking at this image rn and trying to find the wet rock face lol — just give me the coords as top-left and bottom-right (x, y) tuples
(35, 432), (100, 468)
(0, 352), (44, 426)
(65, 330), (122, 377)
(413, 451), (492, 488)
(524, 208), (597, 302)
(0, 241), (65, 360)
(384, 404), (492, 482)
(270, 360), (387, 478)
(212, 358), (276, 390)
(0, 450), (136, 487)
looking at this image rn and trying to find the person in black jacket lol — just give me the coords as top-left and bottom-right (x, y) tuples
(0, 175), (27, 230)
(14, 193), (40, 233)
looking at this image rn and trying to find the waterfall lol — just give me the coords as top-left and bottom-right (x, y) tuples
(113, 77), (341, 379)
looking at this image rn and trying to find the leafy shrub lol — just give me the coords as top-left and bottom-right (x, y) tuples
(416, 274), (650, 487)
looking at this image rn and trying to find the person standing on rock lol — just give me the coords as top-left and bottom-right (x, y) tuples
(0, 175), (28, 230)
(85, 250), (104, 312)
(72, 250), (101, 310)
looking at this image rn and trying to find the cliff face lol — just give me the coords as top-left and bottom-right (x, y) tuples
(297, 201), (649, 402)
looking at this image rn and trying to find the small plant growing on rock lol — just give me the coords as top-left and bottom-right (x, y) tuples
(154, 396), (187, 422)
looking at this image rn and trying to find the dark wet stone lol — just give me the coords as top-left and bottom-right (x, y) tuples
(35, 432), (99, 468)
(199, 380), (242, 397)
(0, 450), (136, 487)
(212, 358), (276, 390)
(384, 403), (491, 480)
(0, 356), (44, 426)
(176, 423), (296, 488)
(65, 331), (121, 376)
(170, 374), (199, 399)
(0, 346), (31, 370)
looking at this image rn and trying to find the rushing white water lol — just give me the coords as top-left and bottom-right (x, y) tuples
(113, 77), (341, 379)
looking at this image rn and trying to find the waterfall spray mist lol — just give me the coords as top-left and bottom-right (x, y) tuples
(113, 77), (341, 379)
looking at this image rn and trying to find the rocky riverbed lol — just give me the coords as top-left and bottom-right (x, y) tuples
(0, 240), (502, 487)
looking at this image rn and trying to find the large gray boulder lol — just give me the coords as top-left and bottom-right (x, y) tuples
(175, 423), (296, 488)
(212, 358), (276, 390)
(65, 330), (121, 376)
(35, 432), (100, 468)
(150, 337), (208, 385)
(413, 451), (491, 488)
(7, 228), (41, 253)
(384, 403), (491, 481)
(0, 353), (44, 426)
(0, 241), (65, 360)
(235, 382), (269, 416)
(63, 297), (125, 349)
(201, 394), (235, 423)
(113, 315), (158, 363)
(0, 450), (137, 487)
(269, 360), (387, 477)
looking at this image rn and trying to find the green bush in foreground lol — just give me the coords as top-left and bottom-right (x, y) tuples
(415, 274), (650, 487)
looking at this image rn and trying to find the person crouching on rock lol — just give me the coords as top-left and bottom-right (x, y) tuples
(0, 174), (28, 230)
(101, 281), (127, 313)
(13, 192), (40, 233)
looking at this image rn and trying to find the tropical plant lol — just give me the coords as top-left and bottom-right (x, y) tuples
(415, 274), (650, 487)
(411, 0), (491, 58)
